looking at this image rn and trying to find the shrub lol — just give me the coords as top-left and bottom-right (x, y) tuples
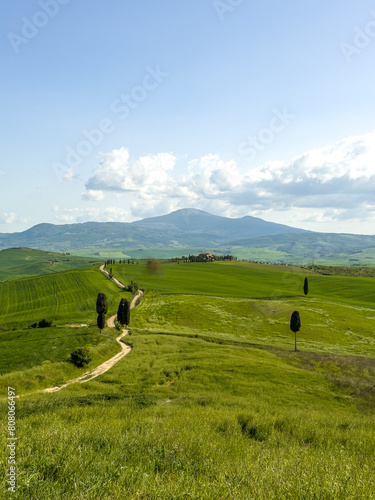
(129, 281), (139, 294)
(30, 319), (53, 328)
(38, 319), (53, 328)
(70, 347), (92, 368)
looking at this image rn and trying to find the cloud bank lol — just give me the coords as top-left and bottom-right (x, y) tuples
(81, 131), (375, 228)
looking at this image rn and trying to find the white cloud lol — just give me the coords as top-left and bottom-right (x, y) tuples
(185, 154), (243, 195)
(0, 212), (30, 225)
(86, 147), (176, 193)
(79, 130), (375, 229)
(62, 167), (77, 182)
(0, 212), (17, 224)
(82, 190), (104, 201)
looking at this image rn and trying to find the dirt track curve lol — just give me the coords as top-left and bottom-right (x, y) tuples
(40, 267), (143, 394)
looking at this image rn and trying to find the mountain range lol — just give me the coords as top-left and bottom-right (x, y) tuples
(0, 209), (305, 250)
(1, 208), (375, 264)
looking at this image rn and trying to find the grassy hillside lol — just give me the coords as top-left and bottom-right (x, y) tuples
(0, 263), (133, 393)
(0, 267), (122, 327)
(0, 324), (125, 393)
(1, 335), (373, 498)
(0, 260), (374, 498)
(111, 260), (375, 307)
(0, 248), (99, 283)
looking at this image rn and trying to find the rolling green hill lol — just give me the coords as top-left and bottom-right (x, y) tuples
(0, 260), (374, 498)
(0, 267), (121, 327)
(111, 260), (375, 307)
(0, 248), (99, 283)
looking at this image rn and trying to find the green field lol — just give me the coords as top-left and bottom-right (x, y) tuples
(0, 248), (100, 283)
(0, 259), (374, 498)
(111, 260), (375, 306)
(73, 247), (228, 260)
(0, 267), (124, 327)
(72, 243), (375, 266)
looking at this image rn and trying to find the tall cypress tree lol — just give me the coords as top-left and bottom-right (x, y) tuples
(290, 311), (301, 352)
(117, 298), (125, 326)
(97, 313), (106, 333)
(117, 298), (130, 326)
(303, 277), (309, 296)
(96, 293), (108, 314)
(124, 299), (130, 326)
(96, 293), (107, 333)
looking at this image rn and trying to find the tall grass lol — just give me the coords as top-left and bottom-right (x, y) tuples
(1, 334), (374, 499)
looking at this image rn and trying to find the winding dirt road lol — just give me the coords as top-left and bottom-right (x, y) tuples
(40, 269), (143, 394)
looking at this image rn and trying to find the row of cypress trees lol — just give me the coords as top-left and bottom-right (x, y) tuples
(95, 293), (131, 332)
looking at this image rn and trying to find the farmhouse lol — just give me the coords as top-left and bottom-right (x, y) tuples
(198, 253), (216, 261)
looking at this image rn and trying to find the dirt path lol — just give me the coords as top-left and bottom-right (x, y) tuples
(39, 272), (143, 394)
(100, 264), (126, 288)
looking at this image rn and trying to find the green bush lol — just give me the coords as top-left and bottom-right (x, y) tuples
(69, 347), (92, 368)
(30, 319), (53, 329)
(38, 319), (53, 328)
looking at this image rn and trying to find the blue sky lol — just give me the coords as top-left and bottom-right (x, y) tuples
(1, 0), (375, 234)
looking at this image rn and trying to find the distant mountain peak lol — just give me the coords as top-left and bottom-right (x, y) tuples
(175, 208), (210, 215)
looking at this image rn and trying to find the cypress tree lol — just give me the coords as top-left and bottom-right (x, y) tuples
(117, 298), (125, 326)
(96, 293), (108, 314)
(96, 293), (107, 333)
(303, 277), (309, 296)
(97, 313), (106, 333)
(290, 311), (301, 352)
(124, 299), (130, 326)
(117, 298), (130, 326)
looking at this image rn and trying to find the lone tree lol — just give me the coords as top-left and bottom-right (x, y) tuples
(303, 277), (309, 296)
(97, 313), (106, 333)
(290, 311), (301, 352)
(117, 298), (130, 327)
(96, 293), (108, 333)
